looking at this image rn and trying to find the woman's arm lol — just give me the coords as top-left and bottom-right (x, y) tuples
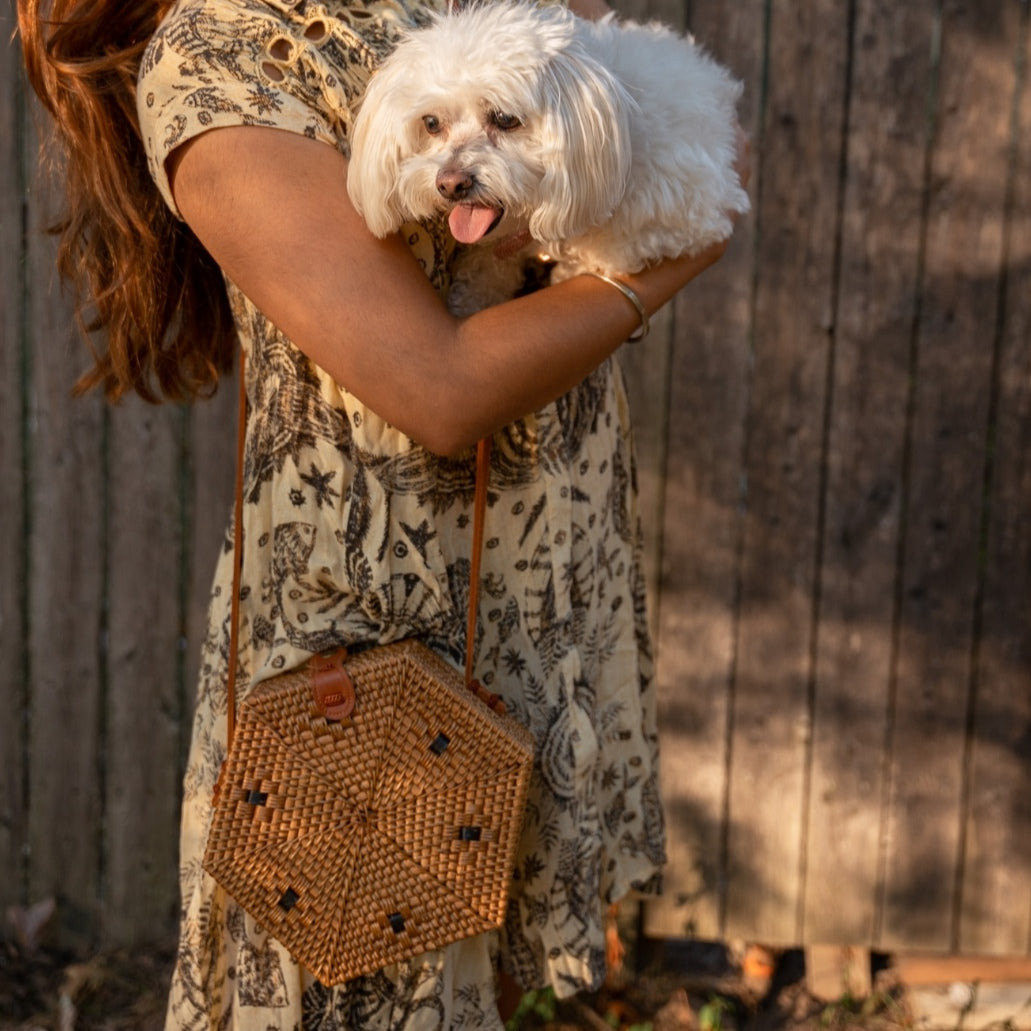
(170, 126), (729, 455)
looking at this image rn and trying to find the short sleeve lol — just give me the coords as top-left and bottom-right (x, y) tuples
(137, 0), (404, 215)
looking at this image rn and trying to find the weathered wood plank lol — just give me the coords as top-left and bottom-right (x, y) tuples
(0, 1), (27, 917)
(621, 312), (673, 650)
(101, 399), (187, 943)
(614, 0), (681, 648)
(894, 953), (1031, 985)
(641, 0), (762, 941)
(803, 0), (936, 945)
(805, 945), (872, 1001)
(184, 383), (237, 733)
(880, 0), (1015, 951)
(958, 2), (1031, 957)
(23, 118), (107, 944)
(722, 0), (847, 944)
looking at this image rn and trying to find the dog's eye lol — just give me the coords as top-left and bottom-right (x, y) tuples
(490, 110), (521, 132)
(422, 115), (443, 135)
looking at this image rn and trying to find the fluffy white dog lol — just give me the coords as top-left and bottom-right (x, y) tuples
(347, 1), (749, 315)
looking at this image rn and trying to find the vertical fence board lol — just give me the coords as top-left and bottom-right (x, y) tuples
(615, 0), (680, 650)
(102, 400), (188, 942)
(0, 2), (27, 917)
(184, 385), (237, 726)
(24, 130), (107, 944)
(959, 3), (1031, 957)
(881, 1), (1015, 951)
(641, 0), (762, 941)
(802, 0), (936, 945)
(622, 308), (674, 650)
(723, 1), (846, 944)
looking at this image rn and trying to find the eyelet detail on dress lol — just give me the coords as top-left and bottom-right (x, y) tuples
(303, 18), (330, 43)
(260, 34), (298, 82)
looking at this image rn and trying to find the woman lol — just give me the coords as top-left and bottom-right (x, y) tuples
(19, 0), (745, 1026)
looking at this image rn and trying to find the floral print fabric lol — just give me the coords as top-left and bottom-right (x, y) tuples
(138, 1), (665, 1028)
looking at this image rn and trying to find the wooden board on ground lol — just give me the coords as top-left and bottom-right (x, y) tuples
(894, 953), (1031, 987)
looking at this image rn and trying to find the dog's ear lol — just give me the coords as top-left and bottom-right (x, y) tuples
(347, 66), (413, 238)
(528, 45), (633, 243)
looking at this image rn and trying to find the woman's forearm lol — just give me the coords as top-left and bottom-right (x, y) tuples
(171, 125), (727, 454)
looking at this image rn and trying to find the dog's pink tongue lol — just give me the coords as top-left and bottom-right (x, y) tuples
(448, 204), (498, 244)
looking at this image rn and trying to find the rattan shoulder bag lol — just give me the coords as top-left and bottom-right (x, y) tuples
(202, 356), (534, 985)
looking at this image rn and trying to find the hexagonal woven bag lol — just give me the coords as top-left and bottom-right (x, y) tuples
(203, 638), (534, 985)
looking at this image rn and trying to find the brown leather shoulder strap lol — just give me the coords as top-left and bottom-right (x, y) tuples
(226, 350), (248, 750)
(464, 435), (492, 686)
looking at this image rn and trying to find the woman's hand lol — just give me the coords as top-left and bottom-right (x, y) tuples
(170, 126), (736, 455)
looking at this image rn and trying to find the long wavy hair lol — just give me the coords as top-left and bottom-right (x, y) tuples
(18, 0), (236, 402)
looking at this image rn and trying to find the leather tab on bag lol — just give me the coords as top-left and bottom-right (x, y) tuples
(469, 678), (507, 716)
(310, 648), (356, 720)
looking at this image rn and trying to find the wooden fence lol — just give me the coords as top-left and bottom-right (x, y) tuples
(2, 0), (1029, 959)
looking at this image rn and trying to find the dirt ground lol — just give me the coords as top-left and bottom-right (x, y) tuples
(0, 913), (917, 1031)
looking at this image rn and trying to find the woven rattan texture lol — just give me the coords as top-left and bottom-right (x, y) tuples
(203, 639), (534, 985)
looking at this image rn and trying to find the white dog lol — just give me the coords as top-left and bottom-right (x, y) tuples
(347, 1), (749, 315)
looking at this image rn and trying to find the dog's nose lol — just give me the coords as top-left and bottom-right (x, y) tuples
(436, 169), (475, 200)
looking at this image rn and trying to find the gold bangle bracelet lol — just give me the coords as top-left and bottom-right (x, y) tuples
(584, 271), (650, 342)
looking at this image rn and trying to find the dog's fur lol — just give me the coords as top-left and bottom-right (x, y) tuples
(347, 1), (749, 314)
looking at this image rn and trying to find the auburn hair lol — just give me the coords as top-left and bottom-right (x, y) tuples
(18, 0), (236, 403)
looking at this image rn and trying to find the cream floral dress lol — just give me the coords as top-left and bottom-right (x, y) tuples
(138, 0), (665, 1027)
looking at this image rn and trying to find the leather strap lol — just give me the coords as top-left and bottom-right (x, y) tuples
(225, 352), (492, 750)
(464, 435), (491, 685)
(226, 349), (248, 750)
